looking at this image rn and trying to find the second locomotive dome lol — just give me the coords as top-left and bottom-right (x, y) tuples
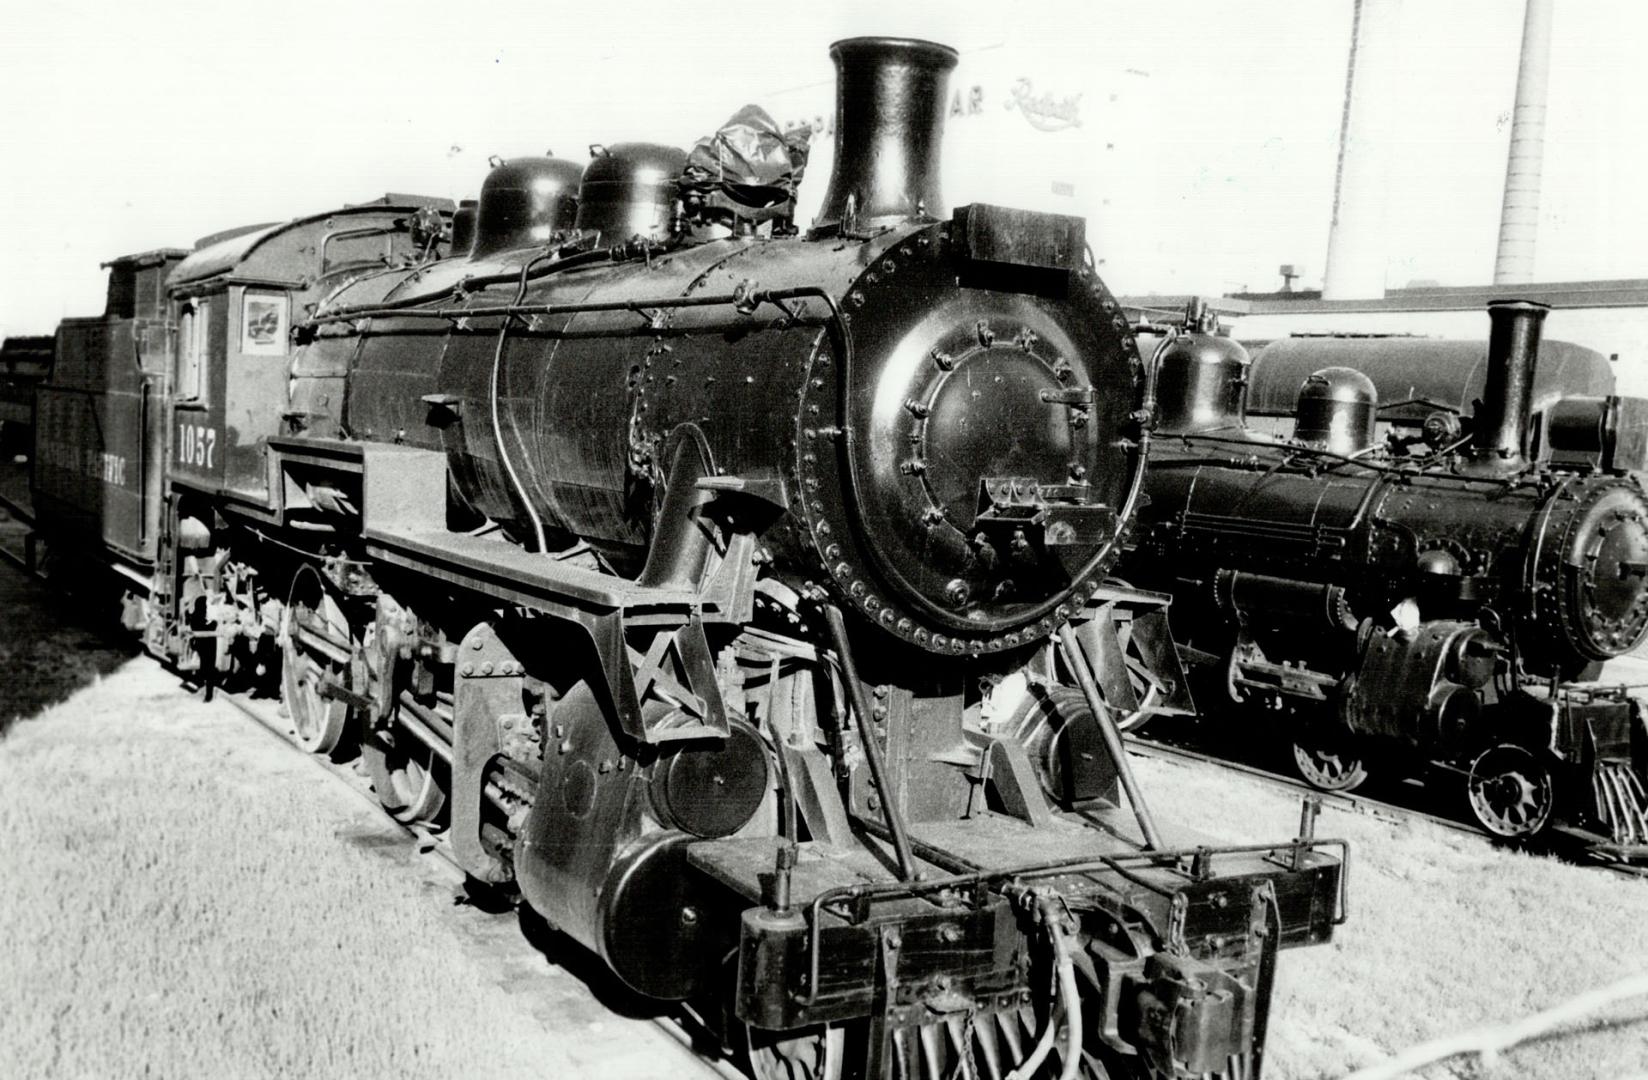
(310, 36), (1148, 654)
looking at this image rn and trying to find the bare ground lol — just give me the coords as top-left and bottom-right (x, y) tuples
(9, 666), (1641, 1080)
(1133, 753), (1648, 1079)
(0, 661), (707, 1079)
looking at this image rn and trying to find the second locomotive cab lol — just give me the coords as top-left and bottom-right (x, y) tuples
(1124, 298), (1648, 856)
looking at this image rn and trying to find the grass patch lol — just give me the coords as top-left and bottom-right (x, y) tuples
(1134, 754), (1648, 1078)
(0, 663), (696, 1079)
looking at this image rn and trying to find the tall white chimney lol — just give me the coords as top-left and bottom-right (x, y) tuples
(1493, 0), (1555, 285)
(1323, 0), (1405, 300)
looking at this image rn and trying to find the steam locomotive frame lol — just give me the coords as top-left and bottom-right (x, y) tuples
(17, 37), (1347, 1080)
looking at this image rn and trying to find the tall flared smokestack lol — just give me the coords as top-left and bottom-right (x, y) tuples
(812, 37), (957, 235)
(1472, 300), (1549, 468)
(1322, 0), (1404, 300)
(1493, 0), (1554, 285)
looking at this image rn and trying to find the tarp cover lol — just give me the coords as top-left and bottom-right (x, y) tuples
(683, 105), (809, 200)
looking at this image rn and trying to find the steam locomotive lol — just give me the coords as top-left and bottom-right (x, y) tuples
(1123, 299), (1648, 856)
(0, 334), (51, 459)
(19, 37), (1343, 1080)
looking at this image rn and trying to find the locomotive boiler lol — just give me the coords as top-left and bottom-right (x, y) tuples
(27, 36), (1347, 1079)
(1124, 299), (1648, 854)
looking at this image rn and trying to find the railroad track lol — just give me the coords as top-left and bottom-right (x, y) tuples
(1125, 733), (1648, 882)
(211, 681), (743, 1080)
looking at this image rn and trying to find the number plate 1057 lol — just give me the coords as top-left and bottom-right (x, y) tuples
(177, 422), (218, 468)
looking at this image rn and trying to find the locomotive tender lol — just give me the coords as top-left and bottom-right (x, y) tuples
(1125, 299), (1648, 855)
(28, 38), (1345, 1079)
(0, 333), (52, 459)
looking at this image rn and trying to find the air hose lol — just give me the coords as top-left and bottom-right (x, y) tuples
(1006, 893), (1084, 1080)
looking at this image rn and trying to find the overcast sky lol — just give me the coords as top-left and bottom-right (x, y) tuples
(2, 0), (1645, 337)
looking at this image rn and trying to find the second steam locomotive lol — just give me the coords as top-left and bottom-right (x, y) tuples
(1123, 298), (1648, 855)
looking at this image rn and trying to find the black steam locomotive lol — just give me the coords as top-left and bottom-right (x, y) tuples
(21, 37), (1343, 1080)
(1123, 299), (1648, 855)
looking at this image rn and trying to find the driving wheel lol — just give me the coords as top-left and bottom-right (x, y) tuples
(279, 564), (353, 755)
(1467, 743), (1555, 838)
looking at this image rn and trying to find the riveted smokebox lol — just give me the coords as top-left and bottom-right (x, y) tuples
(812, 36), (957, 235)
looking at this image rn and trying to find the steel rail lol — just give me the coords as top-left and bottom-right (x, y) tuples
(1125, 733), (1499, 839)
(1124, 733), (1648, 881)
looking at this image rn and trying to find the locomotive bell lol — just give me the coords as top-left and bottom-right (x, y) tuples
(1154, 298), (1250, 434)
(470, 155), (583, 257)
(573, 143), (688, 245)
(1294, 367), (1377, 454)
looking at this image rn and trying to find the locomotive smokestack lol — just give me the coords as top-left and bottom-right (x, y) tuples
(1472, 299), (1549, 466)
(812, 37), (957, 235)
(1493, 0), (1555, 285)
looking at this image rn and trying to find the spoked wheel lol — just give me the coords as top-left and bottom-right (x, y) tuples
(889, 1003), (1110, 1080)
(280, 564), (353, 755)
(1467, 744), (1555, 838)
(744, 989), (1259, 1079)
(1292, 734), (1368, 793)
(362, 724), (448, 828)
(746, 1024), (844, 1080)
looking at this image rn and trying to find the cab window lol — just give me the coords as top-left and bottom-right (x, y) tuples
(176, 299), (209, 402)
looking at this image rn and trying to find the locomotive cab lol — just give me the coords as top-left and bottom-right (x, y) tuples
(166, 196), (454, 501)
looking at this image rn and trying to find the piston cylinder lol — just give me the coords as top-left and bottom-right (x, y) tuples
(1214, 569), (1357, 631)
